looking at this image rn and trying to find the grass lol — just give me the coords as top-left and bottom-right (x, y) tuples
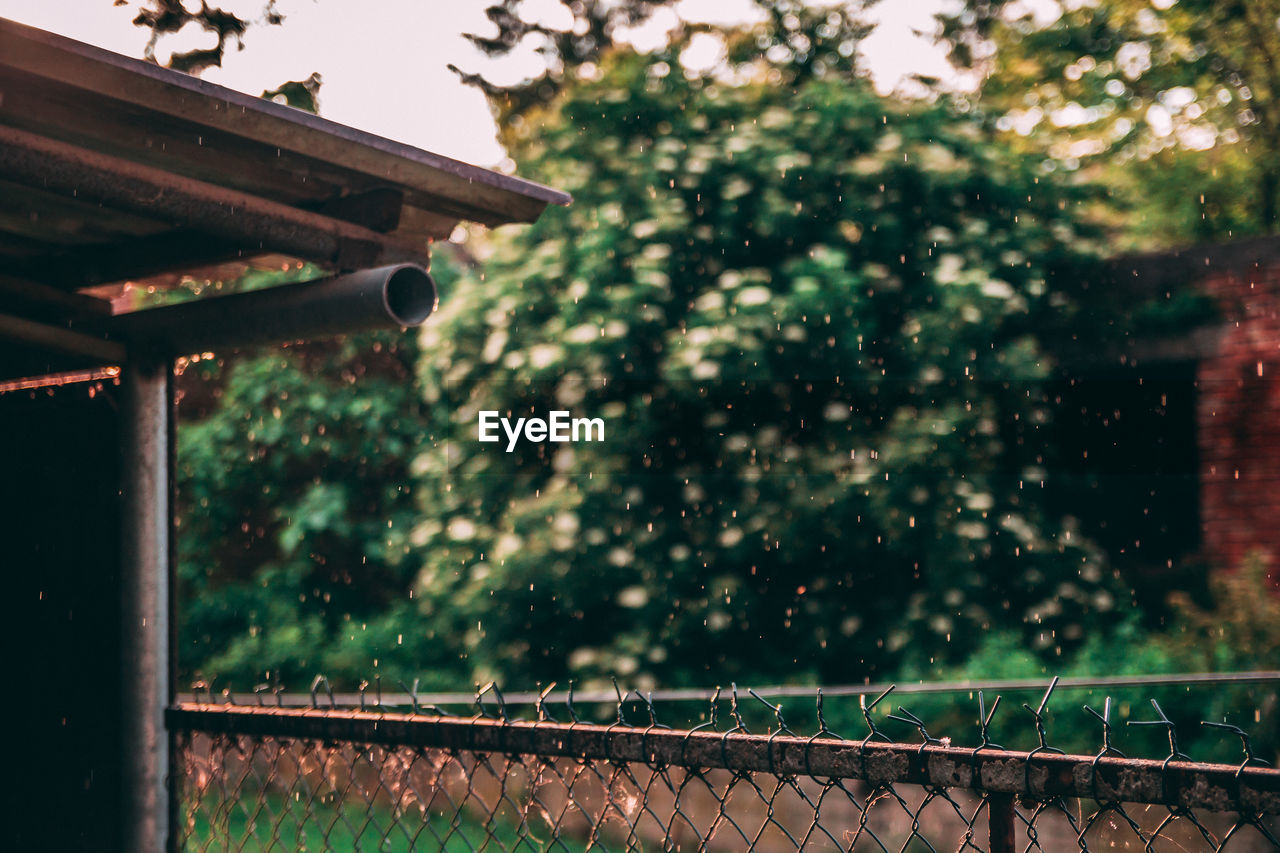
(182, 790), (598, 852)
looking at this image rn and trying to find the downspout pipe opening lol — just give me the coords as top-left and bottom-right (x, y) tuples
(384, 265), (438, 326)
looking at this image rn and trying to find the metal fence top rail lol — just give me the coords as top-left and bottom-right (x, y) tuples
(194, 670), (1280, 710)
(167, 702), (1280, 815)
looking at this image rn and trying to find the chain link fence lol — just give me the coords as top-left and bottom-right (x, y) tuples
(169, 677), (1280, 851)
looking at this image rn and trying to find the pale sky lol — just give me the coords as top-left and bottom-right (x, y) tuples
(0, 0), (957, 169)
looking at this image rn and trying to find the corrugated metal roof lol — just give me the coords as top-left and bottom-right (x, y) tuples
(0, 16), (568, 378)
(0, 16), (568, 288)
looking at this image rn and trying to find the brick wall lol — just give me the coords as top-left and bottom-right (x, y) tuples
(1196, 264), (1280, 574)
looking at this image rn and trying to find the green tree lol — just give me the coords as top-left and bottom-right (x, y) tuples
(128, 0), (318, 110)
(129, 0), (284, 74)
(453, 1), (875, 128)
(119, 3), (424, 689)
(173, 266), (467, 688)
(453, 0), (675, 114)
(939, 0), (1280, 240)
(411, 21), (1121, 691)
(898, 553), (1279, 761)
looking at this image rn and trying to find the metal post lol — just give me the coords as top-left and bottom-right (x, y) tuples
(988, 792), (1017, 853)
(120, 355), (172, 853)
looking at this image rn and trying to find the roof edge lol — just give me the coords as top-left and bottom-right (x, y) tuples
(0, 17), (571, 214)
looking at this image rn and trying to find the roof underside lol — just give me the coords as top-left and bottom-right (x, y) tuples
(0, 17), (568, 377)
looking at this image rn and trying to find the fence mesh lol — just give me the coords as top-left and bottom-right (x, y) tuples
(169, 678), (1280, 851)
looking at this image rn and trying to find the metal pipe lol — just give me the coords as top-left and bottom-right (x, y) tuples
(0, 124), (427, 271)
(988, 793), (1017, 853)
(109, 264), (436, 354)
(121, 357), (172, 853)
(242, 669), (1280, 710)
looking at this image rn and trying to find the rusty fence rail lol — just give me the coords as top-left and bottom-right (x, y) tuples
(168, 678), (1280, 851)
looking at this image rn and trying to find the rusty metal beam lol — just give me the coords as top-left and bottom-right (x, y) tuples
(0, 273), (113, 320)
(0, 311), (124, 363)
(309, 188), (405, 233)
(6, 190), (410, 290)
(166, 705), (1280, 815)
(10, 231), (267, 290)
(0, 124), (429, 274)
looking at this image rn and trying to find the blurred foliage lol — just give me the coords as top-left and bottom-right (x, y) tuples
(164, 3), (1280, 736)
(128, 0), (284, 74)
(1167, 551), (1280, 671)
(1110, 143), (1262, 248)
(261, 72), (323, 113)
(939, 0), (1280, 243)
(409, 17), (1125, 694)
(140, 263), (316, 309)
(173, 264), (470, 687)
(896, 551), (1279, 761)
(451, 0), (677, 120)
(453, 0), (875, 131)
(127, 0), (319, 116)
(1124, 286), (1218, 336)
